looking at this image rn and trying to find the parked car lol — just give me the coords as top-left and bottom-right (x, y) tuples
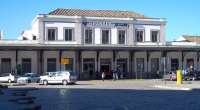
(184, 70), (200, 81)
(0, 73), (15, 83)
(163, 71), (176, 81)
(40, 72), (57, 79)
(40, 71), (77, 85)
(17, 73), (40, 83)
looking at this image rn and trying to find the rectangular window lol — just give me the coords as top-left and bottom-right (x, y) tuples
(136, 30), (144, 42)
(47, 58), (57, 72)
(1, 58), (11, 73)
(171, 58), (179, 71)
(102, 30), (110, 44)
(118, 30), (126, 44)
(33, 36), (36, 40)
(64, 28), (74, 41)
(136, 58), (144, 73)
(47, 28), (57, 41)
(22, 58), (31, 74)
(65, 58), (73, 71)
(151, 58), (159, 72)
(85, 29), (93, 44)
(151, 30), (159, 42)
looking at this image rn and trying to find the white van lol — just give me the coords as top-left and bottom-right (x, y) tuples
(40, 71), (77, 85)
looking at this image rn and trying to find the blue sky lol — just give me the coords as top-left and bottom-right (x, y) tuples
(0, 0), (200, 41)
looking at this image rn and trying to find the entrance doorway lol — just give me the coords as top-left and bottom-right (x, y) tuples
(171, 58), (179, 71)
(136, 58), (144, 79)
(1, 58), (11, 73)
(117, 58), (128, 78)
(151, 58), (159, 73)
(100, 59), (112, 78)
(22, 58), (31, 74)
(82, 58), (95, 79)
(186, 59), (194, 70)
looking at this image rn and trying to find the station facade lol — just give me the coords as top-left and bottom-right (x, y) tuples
(0, 9), (199, 79)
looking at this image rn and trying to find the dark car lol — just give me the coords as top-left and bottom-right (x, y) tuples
(184, 70), (200, 81)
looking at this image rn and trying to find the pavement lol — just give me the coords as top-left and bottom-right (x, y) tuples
(5, 79), (200, 90)
(1, 79), (200, 110)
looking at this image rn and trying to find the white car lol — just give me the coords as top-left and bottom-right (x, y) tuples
(0, 73), (15, 83)
(40, 71), (77, 85)
(17, 73), (40, 83)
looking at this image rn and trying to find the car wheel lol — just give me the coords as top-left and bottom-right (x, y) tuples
(36, 79), (40, 83)
(43, 80), (48, 85)
(62, 80), (68, 85)
(170, 77), (173, 81)
(192, 77), (195, 81)
(8, 79), (11, 83)
(27, 80), (31, 83)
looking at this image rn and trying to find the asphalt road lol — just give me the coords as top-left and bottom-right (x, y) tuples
(1, 80), (200, 110)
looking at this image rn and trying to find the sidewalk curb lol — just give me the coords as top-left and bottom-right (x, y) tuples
(153, 85), (192, 91)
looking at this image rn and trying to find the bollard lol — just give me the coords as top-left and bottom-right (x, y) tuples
(176, 69), (182, 85)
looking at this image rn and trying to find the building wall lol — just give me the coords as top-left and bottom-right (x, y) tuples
(18, 51), (37, 73)
(44, 22), (77, 43)
(34, 16), (165, 45)
(94, 28), (101, 44)
(134, 25), (161, 42)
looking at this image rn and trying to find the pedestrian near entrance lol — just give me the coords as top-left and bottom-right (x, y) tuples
(102, 71), (105, 81)
(113, 70), (118, 81)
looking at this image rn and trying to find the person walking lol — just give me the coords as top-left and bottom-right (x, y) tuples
(102, 70), (105, 81)
(113, 70), (116, 81)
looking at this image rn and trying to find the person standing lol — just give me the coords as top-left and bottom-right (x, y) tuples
(102, 71), (105, 81)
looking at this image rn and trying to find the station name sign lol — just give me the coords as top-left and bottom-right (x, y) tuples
(83, 21), (128, 28)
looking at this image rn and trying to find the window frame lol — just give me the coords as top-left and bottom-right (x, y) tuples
(117, 29), (127, 44)
(64, 58), (74, 72)
(150, 30), (160, 42)
(150, 58), (159, 72)
(47, 58), (57, 72)
(101, 29), (111, 44)
(84, 28), (94, 44)
(46, 27), (58, 41)
(135, 29), (145, 42)
(171, 58), (179, 71)
(63, 27), (75, 41)
(1, 58), (11, 73)
(21, 58), (32, 74)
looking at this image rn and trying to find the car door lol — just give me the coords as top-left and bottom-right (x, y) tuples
(48, 72), (57, 83)
(0, 74), (9, 82)
(54, 73), (63, 83)
(31, 74), (39, 83)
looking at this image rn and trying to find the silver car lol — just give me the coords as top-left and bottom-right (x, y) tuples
(17, 73), (40, 83)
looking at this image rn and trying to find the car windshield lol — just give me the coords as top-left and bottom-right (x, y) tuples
(0, 73), (11, 77)
(69, 71), (75, 75)
(23, 73), (32, 77)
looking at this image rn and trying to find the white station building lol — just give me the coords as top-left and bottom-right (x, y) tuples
(0, 8), (199, 79)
